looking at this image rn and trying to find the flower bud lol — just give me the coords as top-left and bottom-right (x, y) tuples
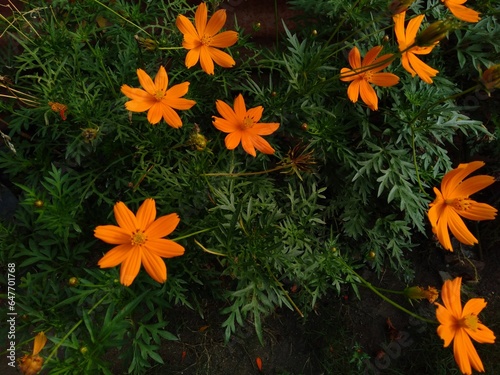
(389, 0), (415, 15)
(134, 35), (158, 51)
(68, 277), (78, 287)
(80, 346), (89, 355)
(18, 354), (44, 375)
(479, 64), (500, 92)
(415, 19), (454, 47)
(404, 286), (439, 303)
(34, 200), (44, 208)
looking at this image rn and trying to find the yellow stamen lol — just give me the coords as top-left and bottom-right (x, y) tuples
(131, 230), (147, 245)
(460, 314), (479, 331)
(243, 117), (254, 129)
(154, 91), (165, 100)
(201, 35), (212, 46)
(445, 197), (472, 211)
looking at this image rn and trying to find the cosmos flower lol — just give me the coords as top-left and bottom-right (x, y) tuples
(176, 2), (238, 75)
(48, 101), (67, 120)
(121, 66), (196, 127)
(340, 46), (399, 111)
(393, 11), (439, 83)
(18, 332), (47, 375)
(95, 199), (185, 286)
(435, 277), (495, 374)
(441, 0), (480, 23)
(212, 94), (279, 157)
(428, 161), (497, 251)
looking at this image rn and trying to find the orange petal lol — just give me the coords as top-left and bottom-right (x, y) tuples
(451, 175), (495, 197)
(436, 304), (457, 347)
(141, 250), (167, 283)
(199, 46), (215, 74)
(176, 15), (199, 39)
(434, 207), (453, 251)
(369, 72), (400, 87)
(407, 53), (438, 83)
(183, 35), (202, 50)
(98, 243), (133, 268)
(466, 323), (496, 344)
(121, 85), (151, 101)
(362, 46), (382, 67)
(458, 201), (497, 221)
(205, 9), (226, 36)
(225, 131), (242, 150)
(446, 2), (480, 23)
(161, 105), (183, 128)
(462, 298), (487, 318)
(233, 94), (247, 120)
(210, 31), (238, 48)
(406, 14), (425, 43)
(195, 2), (208, 37)
(154, 66), (168, 93)
(454, 329), (484, 374)
(216, 99), (239, 124)
(441, 162), (485, 197)
(249, 133), (275, 155)
(165, 97), (196, 111)
(340, 67), (358, 82)
(125, 99), (155, 112)
(359, 81), (378, 110)
(146, 213), (180, 238)
(346, 80), (361, 103)
(147, 102), (163, 125)
(251, 122), (280, 136)
(94, 225), (131, 244)
(371, 53), (395, 72)
(114, 202), (138, 232)
(33, 332), (47, 356)
(401, 53), (417, 77)
(119, 247), (142, 286)
(240, 133), (257, 157)
(185, 48), (201, 69)
(213, 117), (239, 133)
(447, 209), (478, 245)
(136, 68), (156, 96)
(393, 12), (406, 49)
(246, 106), (264, 123)
(348, 46), (361, 69)
(166, 82), (190, 99)
(136, 198), (156, 229)
(207, 47), (236, 68)
(146, 238), (185, 258)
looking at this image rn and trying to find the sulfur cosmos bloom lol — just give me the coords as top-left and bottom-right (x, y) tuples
(340, 46), (399, 111)
(18, 332), (47, 375)
(176, 2), (238, 75)
(435, 277), (495, 374)
(212, 94), (279, 157)
(121, 66), (196, 128)
(95, 198), (185, 286)
(441, 0), (480, 23)
(428, 161), (497, 251)
(393, 11), (439, 84)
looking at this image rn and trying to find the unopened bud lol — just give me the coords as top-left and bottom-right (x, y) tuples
(479, 64), (500, 92)
(34, 200), (44, 208)
(415, 19), (453, 47)
(389, 0), (415, 15)
(80, 346), (88, 355)
(134, 35), (158, 51)
(68, 277), (78, 287)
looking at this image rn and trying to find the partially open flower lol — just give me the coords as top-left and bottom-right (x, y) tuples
(404, 286), (439, 303)
(415, 19), (455, 47)
(479, 64), (500, 93)
(18, 332), (47, 375)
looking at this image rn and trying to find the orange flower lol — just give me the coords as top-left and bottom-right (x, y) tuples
(176, 2), (238, 75)
(393, 11), (439, 83)
(121, 66), (196, 128)
(435, 277), (495, 374)
(18, 332), (47, 375)
(48, 101), (67, 120)
(95, 198), (185, 286)
(212, 94), (279, 157)
(340, 46), (399, 111)
(428, 161), (497, 251)
(441, 0), (480, 23)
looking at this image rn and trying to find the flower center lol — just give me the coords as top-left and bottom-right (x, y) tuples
(364, 70), (373, 82)
(445, 197), (472, 211)
(201, 34), (212, 46)
(460, 313), (479, 331)
(131, 230), (147, 246)
(154, 90), (165, 101)
(243, 116), (254, 129)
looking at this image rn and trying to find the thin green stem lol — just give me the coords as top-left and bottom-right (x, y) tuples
(201, 165), (287, 177)
(172, 227), (217, 242)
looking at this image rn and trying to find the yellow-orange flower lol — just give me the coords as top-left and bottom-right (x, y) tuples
(428, 161), (497, 251)
(393, 11), (439, 84)
(340, 46), (399, 111)
(18, 332), (47, 375)
(176, 2), (238, 75)
(435, 277), (495, 374)
(404, 285), (439, 303)
(95, 198), (185, 286)
(121, 66), (196, 128)
(441, 0), (480, 23)
(212, 94), (279, 157)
